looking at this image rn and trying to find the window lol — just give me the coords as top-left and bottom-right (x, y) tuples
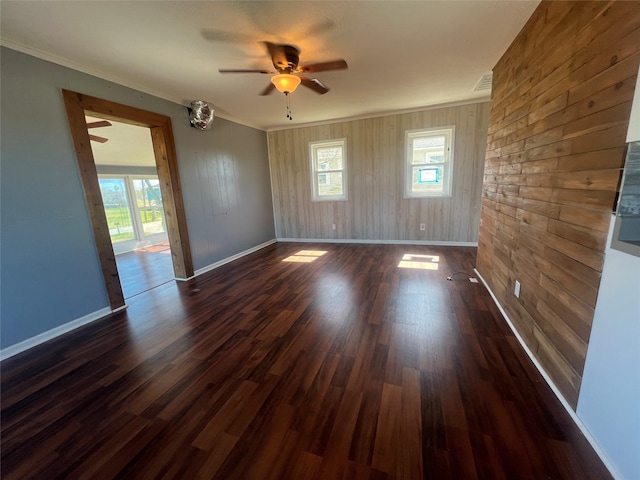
(405, 127), (454, 198)
(310, 139), (347, 201)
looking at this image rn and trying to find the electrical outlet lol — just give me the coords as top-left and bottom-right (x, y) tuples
(420, 223), (425, 231)
(514, 280), (521, 298)
(332, 223), (336, 230)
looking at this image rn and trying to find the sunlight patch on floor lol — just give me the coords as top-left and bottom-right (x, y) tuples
(283, 250), (328, 263)
(398, 254), (440, 270)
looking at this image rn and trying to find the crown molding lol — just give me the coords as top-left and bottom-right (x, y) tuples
(266, 97), (491, 132)
(0, 40), (266, 131)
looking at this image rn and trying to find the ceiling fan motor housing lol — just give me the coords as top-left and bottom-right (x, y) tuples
(276, 45), (301, 72)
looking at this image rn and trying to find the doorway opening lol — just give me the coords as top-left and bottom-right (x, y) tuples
(63, 90), (193, 310)
(90, 115), (175, 298)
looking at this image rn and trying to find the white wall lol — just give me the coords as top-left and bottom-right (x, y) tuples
(626, 69), (640, 143)
(578, 69), (640, 479)
(577, 215), (640, 480)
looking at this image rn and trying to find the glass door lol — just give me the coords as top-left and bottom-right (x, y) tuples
(132, 178), (166, 238)
(99, 175), (168, 254)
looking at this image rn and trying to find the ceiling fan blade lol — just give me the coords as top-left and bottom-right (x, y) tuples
(219, 68), (274, 74)
(300, 76), (329, 95)
(89, 134), (108, 143)
(299, 59), (348, 74)
(259, 83), (276, 96)
(87, 120), (112, 129)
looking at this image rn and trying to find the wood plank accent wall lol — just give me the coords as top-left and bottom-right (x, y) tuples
(476, 0), (640, 408)
(268, 103), (490, 242)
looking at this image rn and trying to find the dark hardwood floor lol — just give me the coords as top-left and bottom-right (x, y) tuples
(115, 242), (175, 299)
(1, 243), (611, 479)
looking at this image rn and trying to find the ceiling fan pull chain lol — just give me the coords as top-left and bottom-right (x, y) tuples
(286, 92), (293, 120)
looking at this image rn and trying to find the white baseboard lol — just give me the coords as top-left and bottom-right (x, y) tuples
(193, 239), (277, 277)
(0, 306), (114, 361)
(473, 268), (620, 480)
(277, 237), (478, 247)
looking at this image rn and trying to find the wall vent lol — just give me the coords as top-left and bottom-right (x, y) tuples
(474, 73), (493, 91)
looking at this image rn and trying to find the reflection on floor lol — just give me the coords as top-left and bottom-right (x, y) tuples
(115, 242), (174, 298)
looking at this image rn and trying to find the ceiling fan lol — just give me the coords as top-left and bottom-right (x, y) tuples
(87, 120), (112, 143)
(219, 41), (348, 96)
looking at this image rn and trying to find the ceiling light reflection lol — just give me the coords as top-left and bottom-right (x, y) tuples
(315, 273), (352, 322)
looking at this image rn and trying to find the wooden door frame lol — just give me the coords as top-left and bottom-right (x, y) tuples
(62, 89), (193, 310)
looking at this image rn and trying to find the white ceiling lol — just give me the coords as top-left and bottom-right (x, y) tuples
(87, 116), (157, 167)
(1, 1), (539, 131)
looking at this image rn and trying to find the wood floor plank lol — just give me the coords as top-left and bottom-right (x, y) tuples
(397, 368), (423, 479)
(236, 403), (296, 480)
(284, 451), (323, 480)
(314, 388), (363, 480)
(372, 382), (402, 474)
(0, 243), (613, 479)
(193, 432), (238, 479)
(192, 379), (260, 450)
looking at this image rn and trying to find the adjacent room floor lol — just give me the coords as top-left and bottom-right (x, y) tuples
(115, 242), (174, 298)
(0, 243), (611, 479)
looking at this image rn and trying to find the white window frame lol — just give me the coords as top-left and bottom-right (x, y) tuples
(310, 138), (348, 201)
(404, 126), (455, 198)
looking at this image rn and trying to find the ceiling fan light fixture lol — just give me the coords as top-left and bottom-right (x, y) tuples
(271, 74), (301, 94)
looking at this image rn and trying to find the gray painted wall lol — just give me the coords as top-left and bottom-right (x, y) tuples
(0, 47), (275, 349)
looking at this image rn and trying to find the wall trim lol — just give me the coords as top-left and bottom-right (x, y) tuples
(193, 239), (278, 277)
(0, 306), (114, 361)
(278, 238), (478, 247)
(473, 268), (621, 480)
